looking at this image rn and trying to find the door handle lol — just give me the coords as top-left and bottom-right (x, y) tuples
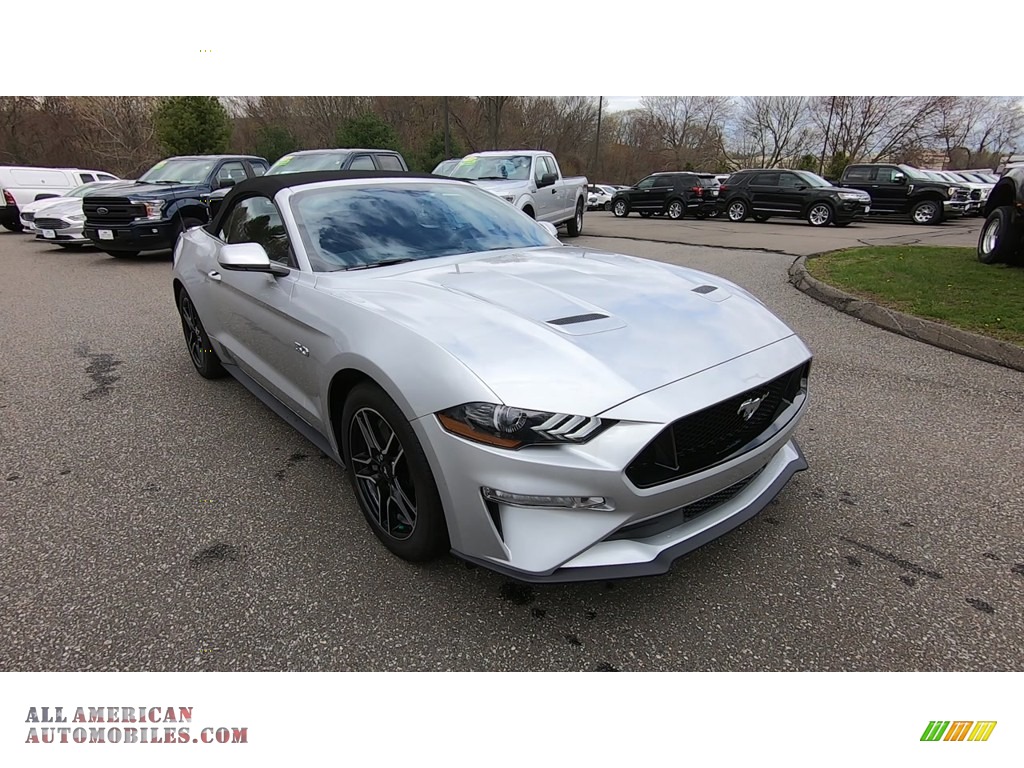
(207, 270), (221, 281)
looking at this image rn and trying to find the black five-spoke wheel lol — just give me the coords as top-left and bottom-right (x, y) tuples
(349, 407), (418, 541)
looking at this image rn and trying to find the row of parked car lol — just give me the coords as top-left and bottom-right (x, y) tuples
(581, 163), (1003, 229)
(1, 146), (591, 257)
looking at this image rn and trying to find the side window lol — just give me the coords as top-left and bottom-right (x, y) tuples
(218, 195), (294, 267)
(376, 154), (405, 171)
(533, 156), (553, 182)
(635, 176), (657, 190)
(651, 175), (673, 187)
(79, 173), (95, 183)
(216, 161), (247, 186)
(778, 173), (802, 188)
(249, 161), (269, 177)
(843, 166), (873, 182)
(97, 174), (118, 182)
(875, 167), (901, 184)
(349, 155), (375, 170)
(751, 172), (780, 186)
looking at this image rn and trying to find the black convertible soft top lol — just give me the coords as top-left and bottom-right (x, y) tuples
(207, 170), (464, 234)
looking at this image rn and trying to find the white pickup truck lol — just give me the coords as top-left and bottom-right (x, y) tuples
(449, 150), (588, 237)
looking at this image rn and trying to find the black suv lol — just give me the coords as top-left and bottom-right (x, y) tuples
(83, 154), (268, 257)
(836, 163), (970, 225)
(204, 148), (411, 218)
(716, 169), (872, 227)
(611, 172), (720, 220)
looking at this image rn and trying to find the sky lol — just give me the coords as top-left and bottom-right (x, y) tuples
(605, 97), (643, 113)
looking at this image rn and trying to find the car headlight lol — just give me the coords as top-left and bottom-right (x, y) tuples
(947, 186), (958, 197)
(437, 403), (612, 449)
(67, 214), (85, 222)
(836, 192), (865, 201)
(131, 199), (165, 220)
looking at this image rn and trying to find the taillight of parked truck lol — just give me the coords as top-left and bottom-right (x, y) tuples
(2, 190), (15, 206)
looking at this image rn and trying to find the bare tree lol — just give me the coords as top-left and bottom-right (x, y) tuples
(808, 96), (945, 163)
(70, 96), (159, 176)
(478, 97), (516, 149)
(732, 96), (811, 168)
(641, 96), (732, 169)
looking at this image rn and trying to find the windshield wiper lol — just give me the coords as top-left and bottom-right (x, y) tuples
(342, 257), (416, 271)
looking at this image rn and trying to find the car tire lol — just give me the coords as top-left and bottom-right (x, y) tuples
(977, 206), (1017, 265)
(603, 201), (612, 211)
(752, 213), (771, 223)
(727, 199), (749, 222)
(177, 288), (226, 380)
(612, 199), (629, 217)
(807, 202), (833, 227)
(564, 201), (584, 237)
(666, 199), (685, 220)
(341, 382), (449, 563)
(910, 199), (943, 225)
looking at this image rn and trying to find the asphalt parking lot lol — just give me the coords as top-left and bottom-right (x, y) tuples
(582, 209), (981, 255)
(1, 221), (1022, 672)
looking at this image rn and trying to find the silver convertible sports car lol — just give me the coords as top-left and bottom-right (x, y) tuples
(172, 170), (812, 582)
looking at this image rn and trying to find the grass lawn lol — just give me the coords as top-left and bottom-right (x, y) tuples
(807, 246), (1024, 345)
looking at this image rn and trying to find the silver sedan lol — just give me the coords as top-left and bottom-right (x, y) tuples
(171, 171), (812, 582)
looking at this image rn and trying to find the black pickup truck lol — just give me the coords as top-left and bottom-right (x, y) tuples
(83, 154), (268, 257)
(836, 163), (971, 225)
(977, 167), (1024, 265)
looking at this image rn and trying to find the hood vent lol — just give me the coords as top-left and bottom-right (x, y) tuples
(692, 285), (718, 294)
(547, 313), (609, 326)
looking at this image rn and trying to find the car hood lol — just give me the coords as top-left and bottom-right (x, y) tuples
(315, 246), (798, 415)
(466, 178), (531, 195)
(34, 199), (83, 217)
(22, 196), (76, 214)
(88, 180), (207, 199)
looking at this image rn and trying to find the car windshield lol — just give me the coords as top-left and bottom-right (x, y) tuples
(289, 181), (559, 271)
(897, 165), (930, 180)
(432, 160), (460, 176)
(267, 152), (352, 175)
(451, 155), (533, 181)
(139, 158), (216, 184)
(794, 171), (832, 187)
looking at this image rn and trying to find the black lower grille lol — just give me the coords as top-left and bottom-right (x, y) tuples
(608, 470), (762, 541)
(34, 217), (70, 229)
(83, 197), (145, 226)
(626, 362), (808, 488)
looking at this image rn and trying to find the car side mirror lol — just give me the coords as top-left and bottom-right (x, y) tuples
(217, 177), (236, 190)
(537, 173), (557, 188)
(892, 173), (906, 184)
(538, 221), (558, 238)
(217, 242), (289, 276)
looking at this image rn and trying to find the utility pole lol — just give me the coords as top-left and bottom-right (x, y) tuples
(593, 96), (603, 178)
(818, 96), (836, 176)
(443, 96), (451, 158)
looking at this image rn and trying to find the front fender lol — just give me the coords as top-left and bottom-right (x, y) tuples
(165, 197), (209, 223)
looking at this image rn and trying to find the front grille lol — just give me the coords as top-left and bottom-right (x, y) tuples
(625, 362), (808, 488)
(34, 217), (70, 229)
(951, 188), (970, 202)
(22, 212), (35, 222)
(83, 197), (145, 226)
(607, 470), (763, 541)
(969, 189), (981, 201)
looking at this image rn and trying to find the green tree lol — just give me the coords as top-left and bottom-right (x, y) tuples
(415, 130), (462, 172)
(153, 96), (232, 156)
(794, 154), (818, 171)
(253, 125), (298, 164)
(825, 151), (850, 180)
(335, 112), (401, 151)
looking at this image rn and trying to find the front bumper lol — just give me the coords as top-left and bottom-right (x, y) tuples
(415, 335), (812, 582)
(835, 199), (870, 221)
(35, 222), (87, 243)
(944, 200), (968, 216)
(83, 219), (179, 252)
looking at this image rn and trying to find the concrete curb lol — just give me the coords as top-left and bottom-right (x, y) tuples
(788, 254), (1024, 373)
